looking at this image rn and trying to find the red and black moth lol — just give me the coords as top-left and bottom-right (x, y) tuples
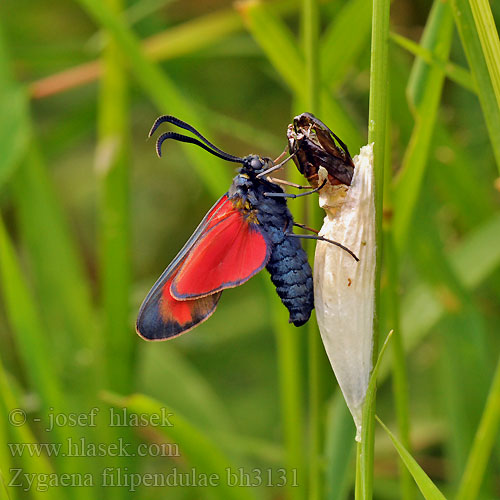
(136, 115), (358, 341)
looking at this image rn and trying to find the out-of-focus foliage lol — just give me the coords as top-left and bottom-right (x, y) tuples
(0, 0), (499, 499)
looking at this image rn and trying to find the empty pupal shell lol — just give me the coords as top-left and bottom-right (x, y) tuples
(314, 143), (375, 441)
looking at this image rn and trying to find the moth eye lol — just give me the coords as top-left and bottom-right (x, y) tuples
(250, 157), (262, 170)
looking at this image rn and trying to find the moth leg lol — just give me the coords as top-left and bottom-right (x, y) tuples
(264, 179), (327, 199)
(272, 144), (289, 164)
(293, 222), (319, 234)
(286, 233), (359, 262)
(267, 177), (315, 190)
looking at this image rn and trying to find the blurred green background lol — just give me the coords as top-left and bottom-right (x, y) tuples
(0, 0), (499, 498)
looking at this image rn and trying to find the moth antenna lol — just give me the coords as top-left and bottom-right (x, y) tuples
(155, 131), (244, 164)
(150, 115), (244, 163)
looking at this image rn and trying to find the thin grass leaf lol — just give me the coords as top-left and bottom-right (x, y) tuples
(238, 1), (303, 95)
(324, 392), (356, 500)
(383, 130), (414, 500)
(378, 212), (500, 380)
(131, 0), (298, 63)
(97, 3), (135, 499)
(320, 0), (372, 89)
(0, 86), (29, 189)
(430, 121), (495, 228)
(456, 354), (500, 500)
(467, 0), (500, 110)
(0, 358), (62, 500)
(12, 147), (102, 398)
(356, 0), (391, 492)
(238, 0), (364, 151)
(301, 1), (322, 498)
(376, 416), (447, 500)
(0, 216), (88, 500)
(138, 343), (236, 434)
(87, 0), (175, 50)
(75, 0), (232, 196)
(382, 95), (415, 500)
(0, 215), (65, 418)
(450, 0), (500, 171)
(356, 330), (394, 500)
(393, 0), (454, 254)
(411, 200), (492, 486)
(31, 0), (298, 100)
(389, 31), (475, 92)
(97, 0), (134, 395)
(0, 471), (10, 500)
(0, 26), (30, 190)
(191, 103), (282, 154)
(440, 313), (492, 485)
(101, 392), (258, 500)
(270, 283), (305, 500)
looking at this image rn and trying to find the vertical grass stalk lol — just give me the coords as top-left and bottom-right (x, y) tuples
(357, 0), (391, 495)
(301, 1), (322, 498)
(98, 0), (133, 395)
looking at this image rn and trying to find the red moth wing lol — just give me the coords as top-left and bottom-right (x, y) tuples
(171, 207), (270, 299)
(136, 194), (232, 341)
(136, 266), (221, 341)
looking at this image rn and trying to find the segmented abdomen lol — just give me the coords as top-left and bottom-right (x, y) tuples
(257, 201), (314, 326)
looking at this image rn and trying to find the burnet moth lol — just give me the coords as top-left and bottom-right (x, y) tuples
(136, 115), (357, 341)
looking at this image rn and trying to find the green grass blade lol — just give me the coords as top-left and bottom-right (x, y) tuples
(0, 217), (88, 500)
(271, 286), (305, 500)
(389, 31), (475, 92)
(0, 358), (63, 500)
(384, 233), (414, 500)
(393, 0), (454, 254)
(357, 332), (393, 499)
(0, 24), (30, 189)
(138, 343), (235, 434)
(386, 212), (500, 377)
(301, 1), (322, 498)
(382, 93), (414, 500)
(357, 0), (391, 492)
(97, 0), (134, 394)
(410, 201), (493, 486)
(238, 0), (364, 150)
(450, 0), (500, 171)
(0, 215), (64, 417)
(320, 0), (372, 89)
(75, 0), (231, 196)
(143, 8), (243, 61)
(0, 86), (29, 189)
(324, 392), (356, 500)
(12, 147), (102, 395)
(102, 392), (258, 500)
(238, 1), (303, 95)
(467, 0), (500, 111)
(376, 416), (447, 500)
(456, 355), (500, 500)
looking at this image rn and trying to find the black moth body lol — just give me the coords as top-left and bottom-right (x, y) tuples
(230, 156), (314, 326)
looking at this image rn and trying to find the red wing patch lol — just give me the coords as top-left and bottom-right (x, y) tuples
(171, 208), (270, 299)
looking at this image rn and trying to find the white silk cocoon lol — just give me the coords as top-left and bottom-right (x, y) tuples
(314, 143), (375, 441)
